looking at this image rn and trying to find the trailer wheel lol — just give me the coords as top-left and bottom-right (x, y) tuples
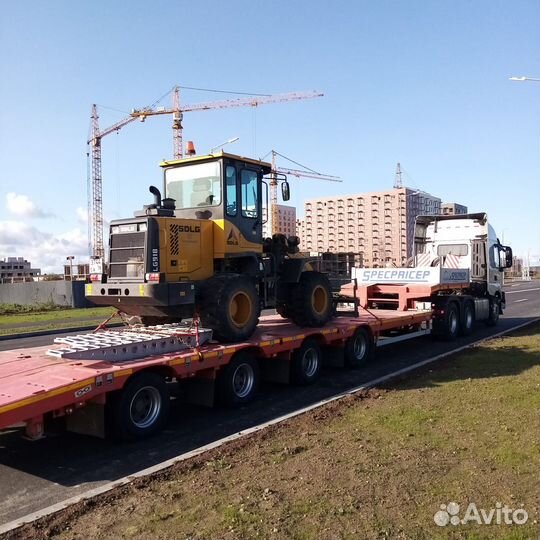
(198, 275), (260, 342)
(433, 302), (460, 341)
(485, 298), (500, 327)
(288, 272), (333, 328)
(292, 337), (322, 385)
(460, 301), (475, 336)
(217, 351), (260, 406)
(344, 328), (373, 369)
(107, 372), (170, 441)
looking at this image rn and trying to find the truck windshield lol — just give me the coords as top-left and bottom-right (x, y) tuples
(165, 161), (221, 209)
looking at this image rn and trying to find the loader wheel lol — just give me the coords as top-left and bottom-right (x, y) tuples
(276, 283), (291, 319)
(198, 275), (260, 342)
(288, 272), (333, 328)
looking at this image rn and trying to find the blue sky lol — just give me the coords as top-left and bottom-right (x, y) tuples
(0, 0), (538, 271)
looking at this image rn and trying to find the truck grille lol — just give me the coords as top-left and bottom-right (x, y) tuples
(109, 231), (145, 279)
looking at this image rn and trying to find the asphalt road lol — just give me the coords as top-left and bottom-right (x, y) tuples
(0, 281), (538, 526)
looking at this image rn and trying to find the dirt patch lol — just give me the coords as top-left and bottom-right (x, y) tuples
(4, 325), (540, 540)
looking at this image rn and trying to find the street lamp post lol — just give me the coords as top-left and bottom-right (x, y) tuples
(509, 76), (540, 82)
(66, 256), (75, 281)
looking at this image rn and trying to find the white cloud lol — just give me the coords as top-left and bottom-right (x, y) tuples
(76, 207), (89, 223)
(0, 221), (88, 274)
(6, 192), (54, 218)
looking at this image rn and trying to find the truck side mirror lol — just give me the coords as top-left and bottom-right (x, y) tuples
(281, 181), (290, 202)
(502, 246), (513, 269)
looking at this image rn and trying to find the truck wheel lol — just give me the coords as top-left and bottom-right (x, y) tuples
(288, 272), (333, 328)
(460, 301), (475, 336)
(217, 351), (260, 406)
(486, 298), (500, 327)
(199, 275), (260, 342)
(292, 337), (322, 385)
(107, 372), (170, 441)
(433, 302), (460, 341)
(344, 327), (373, 369)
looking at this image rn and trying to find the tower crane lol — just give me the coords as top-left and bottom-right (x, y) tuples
(268, 150), (341, 236)
(87, 105), (149, 260)
(87, 88), (323, 260)
(130, 87), (324, 159)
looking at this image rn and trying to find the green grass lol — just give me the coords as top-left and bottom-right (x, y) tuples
(0, 306), (117, 335)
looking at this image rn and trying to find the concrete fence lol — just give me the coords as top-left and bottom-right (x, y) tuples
(0, 281), (92, 308)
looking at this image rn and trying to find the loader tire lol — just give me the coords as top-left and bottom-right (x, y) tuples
(198, 275), (260, 343)
(276, 283), (291, 319)
(288, 272), (333, 328)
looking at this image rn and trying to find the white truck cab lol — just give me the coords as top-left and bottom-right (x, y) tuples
(413, 212), (512, 299)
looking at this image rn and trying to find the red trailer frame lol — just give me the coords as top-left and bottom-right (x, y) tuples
(0, 310), (432, 440)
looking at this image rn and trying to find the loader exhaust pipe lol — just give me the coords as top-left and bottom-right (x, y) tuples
(149, 186), (162, 207)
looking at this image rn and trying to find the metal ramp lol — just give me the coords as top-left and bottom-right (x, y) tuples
(47, 323), (213, 362)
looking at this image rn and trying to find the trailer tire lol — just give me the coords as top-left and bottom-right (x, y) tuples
(107, 372), (170, 441)
(433, 301), (460, 341)
(460, 301), (475, 336)
(292, 337), (322, 385)
(198, 275), (260, 342)
(344, 327), (373, 369)
(288, 272), (333, 328)
(217, 350), (260, 406)
(485, 298), (500, 327)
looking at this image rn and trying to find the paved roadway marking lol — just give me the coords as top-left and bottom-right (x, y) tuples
(513, 298), (528, 303)
(505, 287), (540, 294)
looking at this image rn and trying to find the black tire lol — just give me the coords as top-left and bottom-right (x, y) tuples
(291, 337), (322, 385)
(288, 272), (333, 328)
(198, 275), (260, 342)
(460, 301), (475, 336)
(344, 327), (373, 369)
(107, 372), (169, 441)
(217, 351), (260, 406)
(486, 297), (500, 327)
(433, 301), (460, 341)
(276, 283), (291, 319)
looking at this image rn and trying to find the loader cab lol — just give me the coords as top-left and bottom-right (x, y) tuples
(160, 152), (272, 250)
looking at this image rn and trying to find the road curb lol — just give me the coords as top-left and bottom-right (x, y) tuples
(0, 323), (124, 342)
(1, 317), (538, 537)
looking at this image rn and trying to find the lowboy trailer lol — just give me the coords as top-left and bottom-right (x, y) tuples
(0, 213), (512, 442)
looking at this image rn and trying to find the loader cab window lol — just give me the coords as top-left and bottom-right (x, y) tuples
(165, 161), (221, 209)
(225, 165), (237, 216)
(241, 169), (258, 218)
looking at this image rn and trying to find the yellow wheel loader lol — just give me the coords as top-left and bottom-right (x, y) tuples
(85, 151), (335, 342)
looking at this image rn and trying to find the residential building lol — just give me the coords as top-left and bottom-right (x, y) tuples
(263, 204), (297, 238)
(300, 188), (441, 267)
(0, 257), (41, 283)
(441, 202), (468, 215)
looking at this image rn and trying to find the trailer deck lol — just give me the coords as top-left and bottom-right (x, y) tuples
(0, 310), (432, 437)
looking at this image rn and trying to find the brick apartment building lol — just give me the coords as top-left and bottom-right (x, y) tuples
(263, 204), (297, 238)
(298, 188), (441, 267)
